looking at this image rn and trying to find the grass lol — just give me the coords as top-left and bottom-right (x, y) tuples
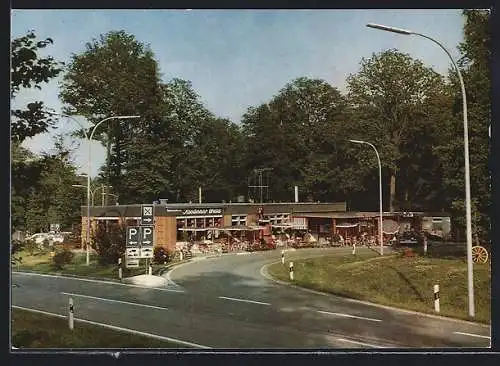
(13, 249), (167, 280)
(267, 249), (491, 324)
(11, 308), (187, 348)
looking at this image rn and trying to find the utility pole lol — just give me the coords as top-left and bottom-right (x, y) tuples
(248, 168), (273, 203)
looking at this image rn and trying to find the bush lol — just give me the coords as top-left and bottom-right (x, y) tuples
(11, 239), (25, 255)
(92, 222), (126, 265)
(52, 248), (75, 269)
(153, 247), (170, 264)
(24, 239), (39, 256)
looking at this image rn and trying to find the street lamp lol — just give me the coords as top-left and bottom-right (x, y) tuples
(366, 22), (475, 317)
(348, 139), (384, 256)
(57, 113), (140, 266)
(73, 184), (113, 206)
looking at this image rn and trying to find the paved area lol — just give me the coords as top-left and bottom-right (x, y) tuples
(11, 247), (490, 349)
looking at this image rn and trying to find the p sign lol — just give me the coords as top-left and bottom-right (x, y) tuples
(126, 227), (140, 247)
(140, 226), (154, 247)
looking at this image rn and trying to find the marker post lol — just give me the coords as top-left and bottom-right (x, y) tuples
(68, 297), (74, 330)
(289, 262), (294, 281)
(434, 284), (440, 313)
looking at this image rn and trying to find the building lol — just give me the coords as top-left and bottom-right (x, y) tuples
(80, 202), (451, 251)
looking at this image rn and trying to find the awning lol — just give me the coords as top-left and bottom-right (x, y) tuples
(177, 228), (209, 232)
(222, 225), (261, 231)
(336, 223), (359, 228)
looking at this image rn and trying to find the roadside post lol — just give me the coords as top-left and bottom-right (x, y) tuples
(352, 242), (356, 255)
(180, 251), (184, 261)
(118, 258), (123, 281)
(68, 297), (74, 330)
(423, 235), (428, 256)
(289, 261), (294, 281)
(434, 284), (440, 313)
(148, 262), (152, 276)
(281, 250), (285, 264)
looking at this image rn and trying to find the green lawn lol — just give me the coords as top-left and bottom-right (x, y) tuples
(267, 251), (491, 324)
(11, 308), (189, 348)
(13, 250), (166, 280)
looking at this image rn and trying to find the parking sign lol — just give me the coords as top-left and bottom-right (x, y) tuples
(141, 205), (154, 225)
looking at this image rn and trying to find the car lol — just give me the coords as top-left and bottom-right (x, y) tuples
(26, 233), (52, 244)
(397, 231), (422, 246)
(51, 234), (65, 243)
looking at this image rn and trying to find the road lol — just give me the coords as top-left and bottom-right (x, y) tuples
(11, 247), (490, 349)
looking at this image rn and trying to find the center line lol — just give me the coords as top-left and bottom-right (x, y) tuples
(336, 338), (385, 348)
(218, 296), (271, 306)
(61, 292), (168, 311)
(317, 310), (382, 322)
(453, 331), (491, 340)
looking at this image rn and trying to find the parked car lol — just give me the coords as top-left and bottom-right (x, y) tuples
(51, 234), (65, 243)
(397, 231), (422, 246)
(26, 233), (52, 245)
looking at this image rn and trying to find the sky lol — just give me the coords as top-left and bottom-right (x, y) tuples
(11, 9), (466, 177)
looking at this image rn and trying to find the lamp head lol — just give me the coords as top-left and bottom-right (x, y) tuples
(366, 23), (413, 35)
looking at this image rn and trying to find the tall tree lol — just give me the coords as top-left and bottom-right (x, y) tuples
(242, 77), (347, 202)
(59, 30), (164, 200)
(435, 10), (491, 241)
(10, 30), (64, 142)
(346, 49), (448, 212)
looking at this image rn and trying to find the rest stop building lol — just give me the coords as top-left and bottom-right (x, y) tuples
(79, 202), (452, 252)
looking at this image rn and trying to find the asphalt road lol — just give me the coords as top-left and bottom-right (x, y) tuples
(11, 247), (491, 349)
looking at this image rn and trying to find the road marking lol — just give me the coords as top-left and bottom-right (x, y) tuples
(317, 310), (382, 322)
(218, 296), (271, 306)
(61, 292), (169, 311)
(12, 305), (210, 349)
(453, 331), (491, 340)
(13, 271), (184, 293)
(336, 338), (385, 348)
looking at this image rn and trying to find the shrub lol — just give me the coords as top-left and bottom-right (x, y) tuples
(153, 247), (170, 264)
(11, 239), (25, 255)
(92, 222), (126, 265)
(52, 247), (75, 269)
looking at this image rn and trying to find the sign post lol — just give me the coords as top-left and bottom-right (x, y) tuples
(140, 205), (154, 226)
(126, 227), (140, 268)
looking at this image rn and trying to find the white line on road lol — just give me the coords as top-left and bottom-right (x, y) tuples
(453, 331), (491, 340)
(61, 292), (169, 311)
(12, 305), (210, 349)
(317, 310), (382, 322)
(336, 338), (385, 348)
(218, 296), (271, 306)
(13, 272), (184, 293)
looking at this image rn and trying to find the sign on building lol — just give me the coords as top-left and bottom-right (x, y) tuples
(140, 205), (154, 225)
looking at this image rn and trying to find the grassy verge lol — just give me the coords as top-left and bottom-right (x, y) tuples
(12, 308), (187, 348)
(13, 250), (168, 280)
(267, 252), (491, 324)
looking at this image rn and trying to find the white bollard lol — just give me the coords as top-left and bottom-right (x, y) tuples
(118, 258), (122, 281)
(434, 284), (440, 313)
(148, 264), (152, 276)
(180, 251), (184, 261)
(281, 250), (285, 264)
(424, 237), (428, 256)
(68, 297), (74, 330)
(289, 261), (294, 281)
(352, 242), (356, 255)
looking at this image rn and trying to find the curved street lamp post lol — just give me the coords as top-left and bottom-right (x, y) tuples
(366, 23), (474, 317)
(56, 114), (140, 266)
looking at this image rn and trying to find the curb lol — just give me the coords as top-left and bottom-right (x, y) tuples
(260, 261), (490, 328)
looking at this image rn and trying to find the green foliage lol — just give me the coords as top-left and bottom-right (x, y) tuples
(435, 10), (491, 241)
(153, 246), (170, 265)
(24, 239), (40, 256)
(346, 49), (448, 212)
(52, 247), (75, 269)
(91, 222), (126, 265)
(10, 30), (64, 142)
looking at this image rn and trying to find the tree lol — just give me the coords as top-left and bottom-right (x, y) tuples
(59, 30), (164, 201)
(346, 49), (448, 212)
(435, 10), (491, 242)
(242, 77), (347, 202)
(10, 30), (64, 142)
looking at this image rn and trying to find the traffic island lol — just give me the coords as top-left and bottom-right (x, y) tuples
(265, 253), (491, 324)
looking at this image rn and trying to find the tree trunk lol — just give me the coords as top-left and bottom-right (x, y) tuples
(389, 171), (396, 213)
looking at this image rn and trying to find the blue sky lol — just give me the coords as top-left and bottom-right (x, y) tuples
(11, 9), (466, 177)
